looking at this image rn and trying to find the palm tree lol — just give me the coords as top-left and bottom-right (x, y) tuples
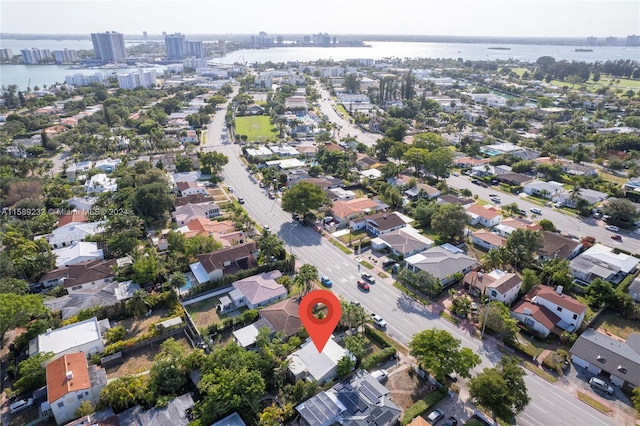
(482, 248), (503, 270)
(126, 289), (152, 317)
(257, 230), (285, 263)
(295, 264), (318, 297)
(568, 184), (583, 207)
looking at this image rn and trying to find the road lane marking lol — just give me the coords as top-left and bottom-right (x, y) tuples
(521, 412), (544, 426)
(537, 395), (555, 406)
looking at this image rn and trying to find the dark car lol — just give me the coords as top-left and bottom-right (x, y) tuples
(442, 417), (458, 426)
(611, 235), (622, 241)
(292, 213), (300, 221)
(382, 259), (396, 269)
(357, 280), (370, 291)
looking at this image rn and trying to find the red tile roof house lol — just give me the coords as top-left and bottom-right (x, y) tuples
(464, 269), (521, 305)
(466, 204), (502, 228)
(189, 242), (258, 285)
(45, 352), (107, 425)
(511, 285), (587, 337)
(471, 229), (507, 251)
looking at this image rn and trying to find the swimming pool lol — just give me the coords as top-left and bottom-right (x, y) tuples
(481, 148), (502, 156)
(179, 274), (195, 293)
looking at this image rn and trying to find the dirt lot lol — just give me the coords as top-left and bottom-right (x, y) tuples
(386, 365), (435, 410)
(106, 335), (192, 379)
(592, 309), (640, 341)
(208, 187), (230, 203)
(116, 308), (170, 340)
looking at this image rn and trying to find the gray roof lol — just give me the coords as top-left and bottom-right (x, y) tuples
(210, 412), (247, 426)
(296, 370), (401, 426)
(405, 246), (478, 281)
(117, 393), (194, 426)
(570, 329), (640, 387)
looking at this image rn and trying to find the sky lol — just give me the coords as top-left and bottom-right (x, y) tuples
(1, 0), (639, 38)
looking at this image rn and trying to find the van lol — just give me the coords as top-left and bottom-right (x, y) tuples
(371, 369), (388, 382)
(10, 398), (33, 414)
(589, 377), (614, 395)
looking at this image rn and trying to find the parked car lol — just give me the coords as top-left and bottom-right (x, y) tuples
(530, 208), (542, 215)
(227, 186), (234, 192)
(593, 212), (602, 219)
(371, 314), (387, 328)
(292, 213), (300, 221)
(442, 417), (458, 426)
(357, 280), (370, 291)
(350, 300), (361, 306)
(268, 192), (276, 199)
(10, 398), (34, 414)
(451, 172), (459, 176)
(382, 259), (396, 269)
(426, 409), (445, 424)
(489, 193), (498, 197)
(237, 196), (245, 204)
(360, 272), (376, 284)
(471, 179), (479, 184)
(611, 235), (622, 241)
(445, 371), (458, 382)
(589, 377), (614, 395)
(605, 225), (619, 232)
(320, 276), (333, 287)
(491, 197), (501, 204)
(371, 369), (388, 382)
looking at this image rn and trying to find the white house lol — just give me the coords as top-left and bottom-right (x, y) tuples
(405, 244), (479, 285)
(29, 317), (110, 360)
(172, 202), (221, 226)
(176, 181), (208, 197)
(288, 337), (354, 385)
(65, 161), (93, 180)
(471, 229), (507, 250)
(34, 221), (106, 249)
(570, 244), (640, 286)
(371, 226), (434, 258)
(93, 157), (121, 174)
(511, 285), (587, 337)
(84, 173), (117, 194)
(46, 352), (107, 425)
(53, 242), (104, 268)
(230, 270), (287, 310)
(485, 270), (522, 306)
(523, 180), (564, 199)
(466, 204), (502, 228)
(189, 242), (258, 284)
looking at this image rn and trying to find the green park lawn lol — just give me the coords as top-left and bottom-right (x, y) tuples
(235, 116), (277, 142)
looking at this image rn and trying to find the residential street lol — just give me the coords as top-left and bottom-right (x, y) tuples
(446, 174), (640, 256)
(202, 103), (622, 426)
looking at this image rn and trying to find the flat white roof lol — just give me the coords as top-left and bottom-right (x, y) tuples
(32, 317), (102, 356)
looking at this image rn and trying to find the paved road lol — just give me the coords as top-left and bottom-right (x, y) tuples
(316, 86), (381, 147)
(202, 105), (618, 426)
(446, 175), (640, 255)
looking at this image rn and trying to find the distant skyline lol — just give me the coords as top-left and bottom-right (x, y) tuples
(1, 0), (639, 38)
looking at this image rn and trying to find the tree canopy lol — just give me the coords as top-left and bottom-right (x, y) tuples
(281, 181), (332, 217)
(409, 328), (481, 381)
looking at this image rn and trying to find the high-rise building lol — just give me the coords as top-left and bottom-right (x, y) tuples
(20, 48), (53, 64)
(165, 33), (186, 60)
(65, 73), (105, 87)
(183, 57), (207, 70)
(116, 69), (156, 89)
(605, 36), (617, 45)
(0, 48), (13, 61)
(586, 36), (598, 45)
(627, 34), (640, 46)
(143, 31), (148, 40)
(185, 40), (204, 58)
(53, 49), (78, 64)
(91, 31), (126, 63)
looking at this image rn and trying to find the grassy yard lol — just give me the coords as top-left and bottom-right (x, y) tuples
(106, 336), (191, 379)
(235, 116), (277, 142)
(591, 309), (640, 340)
(574, 295), (598, 323)
(185, 295), (248, 329)
(337, 229), (368, 245)
(599, 170), (628, 186)
(118, 308), (170, 340)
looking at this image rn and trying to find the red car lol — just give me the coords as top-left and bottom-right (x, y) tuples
(357, 280), (370, 291)
(611, 235), (622, 241)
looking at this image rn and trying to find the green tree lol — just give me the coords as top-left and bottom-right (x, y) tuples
(537, 258), (573, 291)
(409, 328), (481, 381)
(584, 278), (616, 308)
(169, 271), (187, 291)
(75, 400), (95, 418)
(126, 289), (152, 317)
(0, 293), (47, 342)
(481, 302), (519, 339)
(0, 278), (29, 295)
(133, 183), (174, 220)
(104, 325), (127, 344)
(505, 229), (544, 269)
(431, 203), (468, 240)
(538, 219), (555, 231)
(602, 198), (640, 224)
(104, 213), (144, 257)
(520, 268), (538, 295)
(100, 375), (148, 413)
(13, 352), (54, 393)
(343, 74), (361, 93)
(259, 403), (293, 426)
(281, 181), (332, 217)
(131, 253), (161, 284)
(295, 264), (318, 297)
(257, 230), (286, 263)
(632, 387), (640, 412)
(424, 147), (454, 180)
(198, 151), (229, 177)
(469, 356), (530, 421)
(344, 335), (367, 361)
(337, 356), (355, 378)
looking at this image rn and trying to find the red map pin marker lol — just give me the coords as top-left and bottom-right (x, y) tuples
(299, 290), (342, 353)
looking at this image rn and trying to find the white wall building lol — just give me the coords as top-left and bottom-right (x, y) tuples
(65, 73), (105, 87)
(85, 173), (117, 194)
(116, 69), (157, 89)
(30, 317), (109, 359)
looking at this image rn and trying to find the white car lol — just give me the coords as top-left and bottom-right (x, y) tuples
(371, 369), (388, 382)
(371, 314), (387, 328)
(360, 272), (376, 284)
(530, 208), (542, 215)
(10, 398), (34, 414)
(605, 225), (619, 232)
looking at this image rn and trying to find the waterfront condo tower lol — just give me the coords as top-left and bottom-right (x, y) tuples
(91, 31), (126, 63)
(165, 33), (186, 60)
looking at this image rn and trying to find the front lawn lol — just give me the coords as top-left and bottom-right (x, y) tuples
(235, 116), (277, 142)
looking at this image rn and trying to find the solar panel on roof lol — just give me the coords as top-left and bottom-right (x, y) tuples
(337, 392), (357, 412)
(360, 384), (379, 404)
(375, 410), (396, 425)
(356, 395), (368, 411)
(362, 380), (384, 399)
(371, 407), (383, 417)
